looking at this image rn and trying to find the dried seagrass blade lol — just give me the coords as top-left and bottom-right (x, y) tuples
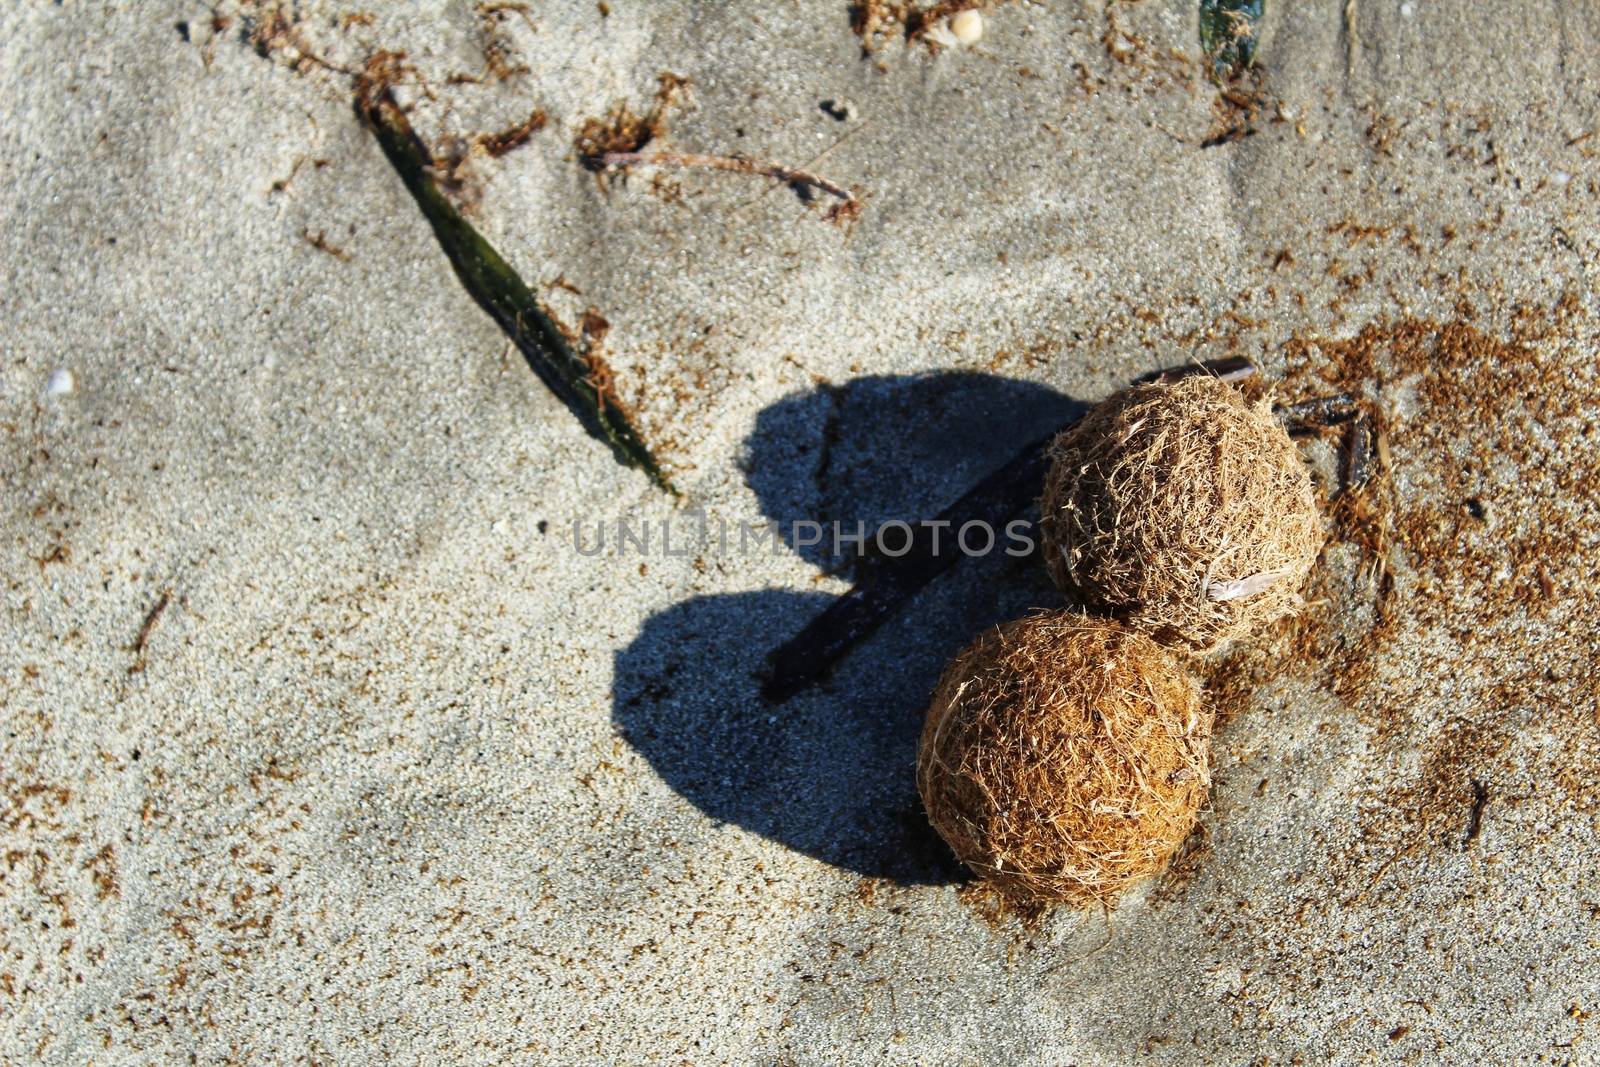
(761, 421), (1068, 703)
(357, 80), (672, 493)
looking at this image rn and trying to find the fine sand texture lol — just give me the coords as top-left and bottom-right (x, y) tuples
(4, 2), (1599, 1063)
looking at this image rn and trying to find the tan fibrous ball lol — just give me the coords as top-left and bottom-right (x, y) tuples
(1040, 375), (1321, 652)
(917, 614), (1211, 907)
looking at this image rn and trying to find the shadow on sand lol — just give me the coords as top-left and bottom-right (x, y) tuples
(612, 371), (1083, 884)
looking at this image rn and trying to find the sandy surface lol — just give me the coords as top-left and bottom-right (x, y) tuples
(4, 2), (1599, 1063)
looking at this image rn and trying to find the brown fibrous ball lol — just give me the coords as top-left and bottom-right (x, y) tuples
(1040, 375), (1321, 652)
(917, 614), (1211, 907)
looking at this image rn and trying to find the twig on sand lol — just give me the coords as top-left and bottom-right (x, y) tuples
(1136, 355), (1255, 385)
(1464, 778), (1490, 846)
(762, 417), (1062, 703)
(128, 590), (172, 674)
(131, 591), (171, 656)
(588, 150), (863, 220)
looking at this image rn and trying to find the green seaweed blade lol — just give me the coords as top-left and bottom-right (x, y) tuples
(1200, 0), (1264, 81)
(360, 87), (673, 493)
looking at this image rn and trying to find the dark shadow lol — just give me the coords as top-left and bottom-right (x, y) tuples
(743, 372), (1084, 573)
(614, 590), (962, 884)
(613, 371), (1084, 884)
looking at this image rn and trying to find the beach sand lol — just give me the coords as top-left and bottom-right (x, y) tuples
(4, 2), (1598, 1062)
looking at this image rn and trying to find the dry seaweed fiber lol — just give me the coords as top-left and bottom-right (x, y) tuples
(1040, 375), (1321, 652)
(917, 613), (1211, 907)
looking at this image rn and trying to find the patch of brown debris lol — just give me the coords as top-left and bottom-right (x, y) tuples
(574, 72), (691, 175)
(1203, 296), (1600, 864)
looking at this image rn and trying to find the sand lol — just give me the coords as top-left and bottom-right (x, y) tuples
(4, 1), (1599, 1063)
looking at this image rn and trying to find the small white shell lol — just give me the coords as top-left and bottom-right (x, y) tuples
(45, 368), (76, 396)
(950, 10), (984, 45)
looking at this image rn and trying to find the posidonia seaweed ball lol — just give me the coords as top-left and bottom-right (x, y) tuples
(1039, 375), (1321, 652)
(917, 614), (1211, 907)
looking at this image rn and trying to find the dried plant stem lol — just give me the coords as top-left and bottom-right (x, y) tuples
(593, 150), (859, 205)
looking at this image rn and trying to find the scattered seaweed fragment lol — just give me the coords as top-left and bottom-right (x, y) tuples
(1200, 71), (1272, 147)
(575, 72), (861, 223)
(475, 107), (549, 158)
(1199, 0), (1264, 82)
(356, 57), (671, 491)
(431, 107), (550, 204)
(574, 72), (690, 182)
